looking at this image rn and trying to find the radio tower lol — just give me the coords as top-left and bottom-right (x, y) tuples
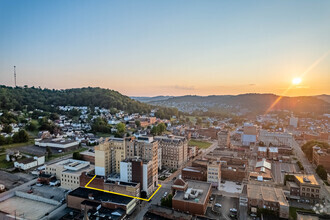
(14, 66), (17, 87)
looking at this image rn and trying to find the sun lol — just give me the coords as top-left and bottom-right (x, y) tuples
(292, 77), (302, 85)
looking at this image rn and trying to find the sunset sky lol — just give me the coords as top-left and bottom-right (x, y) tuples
(0, 0), (329, 96)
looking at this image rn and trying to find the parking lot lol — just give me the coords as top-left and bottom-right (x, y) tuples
(206, 195), (239, 219)
(0, 170), (35, 190)
(29, 184), (68, 202)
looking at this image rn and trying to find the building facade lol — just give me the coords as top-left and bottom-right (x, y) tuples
(154, 135), (188, 169)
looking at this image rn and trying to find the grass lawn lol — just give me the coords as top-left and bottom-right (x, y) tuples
(95, 132), (112, 138)
(0, 140), (35, 150)
(188, 140), (212, 149)
(0, 154), (13, 169)
(289, 207), (315, 220)
(47, 147), (88, 161)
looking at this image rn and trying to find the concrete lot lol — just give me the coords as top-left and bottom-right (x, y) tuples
(30, 184), (67, 202)
(219, 181), (243, 194)
(0, 196), (56, 219)
(272, 162), (299, 184)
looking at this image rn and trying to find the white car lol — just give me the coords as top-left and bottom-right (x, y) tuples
(36, 183), (43, 187)
(230, 208), (237, 212)
(163, 192), (168, 197)
(215, 203), (222, 208)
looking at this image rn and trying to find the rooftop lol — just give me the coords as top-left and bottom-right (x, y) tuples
(247, 184), (289, 207)
(173, 180), (211, 204)
(68, 187), (134, 205)
(294, 174), (319, 186)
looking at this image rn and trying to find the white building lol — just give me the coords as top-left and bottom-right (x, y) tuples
(14, 156), (45, 170)
(259, 130), (294, 147)
(45, 159), (94, 190)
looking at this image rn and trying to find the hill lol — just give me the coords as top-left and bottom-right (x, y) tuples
(150, 93), (330, 114)
(0, 86), (151, 114)
(316, 94), (330, 103)
(131, 96), (174, 103)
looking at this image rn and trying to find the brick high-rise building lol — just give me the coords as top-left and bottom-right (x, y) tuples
(154, 135), (188, 169)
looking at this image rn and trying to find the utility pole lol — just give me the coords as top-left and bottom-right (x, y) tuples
(14, 66), (17, 87)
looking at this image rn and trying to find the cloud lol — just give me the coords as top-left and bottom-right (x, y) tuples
(167, 85), (196, 91)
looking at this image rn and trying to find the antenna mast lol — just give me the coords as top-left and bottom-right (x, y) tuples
(14, 66), (17, 87)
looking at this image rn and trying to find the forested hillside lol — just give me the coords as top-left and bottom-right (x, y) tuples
(0, 86), (178, 118)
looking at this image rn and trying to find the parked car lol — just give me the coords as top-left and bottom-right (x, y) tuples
(36, 183), (43, 187)
(163, 192), (168, 197)
(215, 203), (222, 208)
(230, 208), (237, 213)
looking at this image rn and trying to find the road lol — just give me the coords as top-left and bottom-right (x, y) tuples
(292, 139), (330, 213)
(130, 181), (172, 220)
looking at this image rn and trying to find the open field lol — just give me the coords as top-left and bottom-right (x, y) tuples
(188, 140), (212, 149)
(0, 154), (13, 169)
(0, 140), (34, 150)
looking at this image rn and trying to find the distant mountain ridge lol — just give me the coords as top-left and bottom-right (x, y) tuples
(144, 93), (329, 114)
(131, 96), (174, 103)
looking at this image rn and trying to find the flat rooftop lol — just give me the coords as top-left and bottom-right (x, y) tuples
(173, 180), (211, 204)
(69, 187), (134, 205)
(294, 174), (319, 186)
(0, 196), (56, 220)
(247, 184), (289, 206)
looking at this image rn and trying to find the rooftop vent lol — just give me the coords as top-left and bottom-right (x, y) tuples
(303, 177), (311, 183)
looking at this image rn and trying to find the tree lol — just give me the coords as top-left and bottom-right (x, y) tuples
(301, 140), (329, 161)
(116, 123), (126, 137)
(2, 124), (12, 133)
(49, 113), (60, 121)
(151, 126), (159, 136)
(157, 123), (166, 134)
(5, 136), (12, 144)
(316, 165), (327, 180)
(46, 146), (52, 159)
(212, 121), (218, 126)
(26, 121), (38, 131)
(12, 130), (29, 143)
(161, 194), (173, 208)
(0, 135), (6, 145)
(135, 120), (141, 128)
(73, 152), (82, 160)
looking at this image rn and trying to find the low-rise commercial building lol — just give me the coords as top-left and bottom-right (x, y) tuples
(14, 156), (45, 170)
(247, 184), (289, 219)
(35, 138), (79, 151)
(182, 166), (207, 181)
(67, 187), (137, 215)
(79, 172), (140, 197)
(45, 159), (94, 190)
(172, 179), (212, 215)
(287, 174), (321, 203)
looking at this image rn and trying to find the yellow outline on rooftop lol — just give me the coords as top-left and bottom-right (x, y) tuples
(84, 175), (162, 201)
